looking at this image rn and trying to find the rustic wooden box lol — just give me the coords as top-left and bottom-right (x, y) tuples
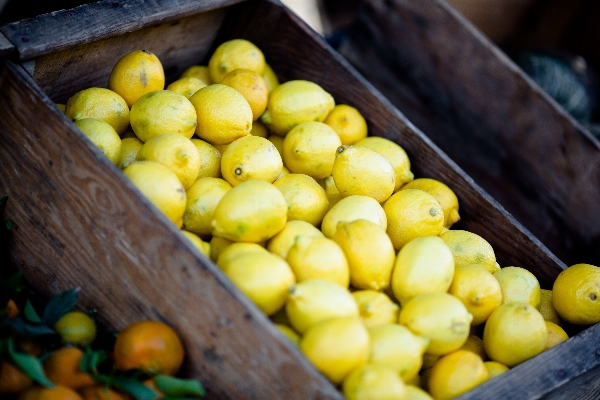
(0, 0), (596, 398)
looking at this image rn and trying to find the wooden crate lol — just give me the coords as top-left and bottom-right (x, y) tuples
(0, 0), (594, 398)
(336, 0), (600, 269)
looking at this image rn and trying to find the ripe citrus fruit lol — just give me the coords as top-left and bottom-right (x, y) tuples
(355, 136), (414, 192)
(428, 350), (488, 400)
(54, 311), (97, 346)
(180, 230), (211, 258)
(286, 236), (349, 287)
(190, 138), (222, 179)
(180, 65), (211, 84)
(449, 264), (503, 325)
(118, 136), (144, 170)
(79, 385), (130, 400)
(221, 135), (283, 186)
(493, 266), (541, 309)
(262, 63), (280, 92)
(220, 68), (269, 120)
(183, 177), (231, 238)
(43, 347), (95, 389)
(266, 220), (324, 259)
(216, 242), (267, 268)
(459, 334), (488, 360)
(0, 361), (32, 394)
(545, 321), (568, 350)
(352, 290), (400, 328)
(400, 178), (460, 228)
(324, 104), (368, 145)
(439, 230), (496, 273)
(552, 263), (600, 325)
(342, 364), (407, 400)
(321, 195), (387, 238)
(539, 288), (563, 326)
(108, 49), (165, 107)
(19, 386), (84, 400)
(66, 87), (130, 134)
(208, 39), (265, 83)
(273, 173), (329, 226)
(484, 361), (509, 380)
(323, 174), (344, 210)
(74, 118), (122, 165)
(275, 323), (300, 346)
(166, 76), (207, 98)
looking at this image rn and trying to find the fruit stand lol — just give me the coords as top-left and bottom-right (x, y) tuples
(0, 0), (599, 399)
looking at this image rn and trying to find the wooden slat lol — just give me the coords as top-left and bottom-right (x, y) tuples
(337, 0), (600, 267)
(0, 31), (14, 56)
(0, 59), (342, 400)
(0, 0), (246, 62)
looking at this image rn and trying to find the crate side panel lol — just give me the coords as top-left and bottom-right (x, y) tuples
(0, 59), (342, 400)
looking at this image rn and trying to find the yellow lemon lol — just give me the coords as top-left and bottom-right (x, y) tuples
(282, 121), (341, 180)
(267, 134), (284, 156)
(220, 68), (269, 120)
(191, 138), (222, 180)
(483, 302), (547, 367)
(552, 263), (600, 325)
(332, 145), (396, 203)
(250, 120), (270, 138)
(56, 103), (66, 113)
(449, 264), (503, 325)
(267, 220), (324, 259)
(428, 350), (488, 400)
(322, 195), (387, 238)
(332, 219), (396, 291)
(216, 242), (267, 268)
(108, 49), (165, 107)
(123, 161), (186, 226)
(262, 63), (280, 92)
(383, 189), (444, 250)
(208, 39), (265, 83)
(323, 175), (344, 210)
(493, 266), (541, 309)
(118, 136), (144, 170)
(368, 323), (429, 382)
(166, 76), (207, 98)
(539, 288), (563, 326)
(484, 361), (509, 380)
(180, 65), (211, 84)
(120, 130), (137, 139)
(209, 236), (233, 263)
(221, 135), (282, 186)
(183, 177), (232, 238)
(273, 173), (329, 226)
(400, 178), (460, 228)
(73, 118), (122, 165)
(211, 180), (287, 242)
(285, 278), (359, 334)
(189, 84), (252, 145)
(286, 236), (349, 287)
(405, 385), (433, 400)
(136, 133), (200, 189)
(439, 230), (497, 273)
(275, 323), (300, 346)
(261, 80), (335, 136)
(300, 316), (369, 384)
(355, 136), (414, 192)
(352, 291), (400, 328)
(545, 321), (568, 350)
(324, 104), (368, 145)
(219, 251), (295, 316)
(130, 90), (197, 142)
(342, 364), (407, 400)
(65, 87), (129, 134)
(399, 292), (472, 356)
(180, 230), (211, 258)
(391, 236), (455, 306)
(459, 334), (488, 360)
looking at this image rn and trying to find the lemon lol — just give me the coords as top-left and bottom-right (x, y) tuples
(209, 236), (233, 263)
(324, 104), (368, 145)
(135, 133), (200, 189)
(191, 138), (222, 179)
(342, 364), (407, 400)
(221, 135), (282, 186)
(180, 230), (211, 258)
(285, 279), (359, 334)
(421, 354), (440, 371)
(219, 250), (295, 316)
(449, 264), (502, 326)
(428, 350), (488, 400)
(353, 290), (400, 327)
(275, 323), (300, 346)
(211, 180), (287, 242)
(183, 177), (232, 238)
(384, 189), (444, 250)
(405, 385), (433, 400)
(216, 242), (268, 268)
(220, 69), (269, 121)
(368, 323), (429, 382)
(552, 263), (600, 325)
(166, 76), (207, 98)
(65, 87), (130, 135)
(267, 134), (284, 156)
(539, 288), (563, 326)
(439, 230), (497, 273)
(484, 361), (509, 380)
(391, 236), (455, 306)
(53, 311), (96, 346)
(300, 316), (369, 384)
(399, 292), (472, 356)
(400, 178), (460, 228)
(545, 321), (568, 350)
(189, 84), (253, 145)
(332, 219), (395, 291)
(323, 175), (344, 210)
(120, 130), (137, 139)
(282, 121), (341, 180)
(266, 220), (324, 259)
(118, 136), (144, 170)
(355, 136), (414, 192)
(130, 90), (197, 142)
(405, 374), (421, 388)
(286, 236), (349, 287)
(332, 145), (396, 203)
(74, 118), (122, 165)
(322, 195), (387, 238)
(482, 302), (547, 367)
(208, 39), (266, 83)
(273, 173), (329, 226)
(56, 103), (66, 113)
(123, 161), (186, 226)
(277, 165), (291, 178)
(459, 334), (488, 360)
(180, 65), (211, 84)
(493, 266), (541, 309)
(262, 63), (280, 92)
(261, 80), (335, 135)
(250, 120), (270, 138)
(108, 49), (165, 107)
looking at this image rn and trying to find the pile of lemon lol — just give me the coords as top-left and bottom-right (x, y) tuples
(59, 39), (600, 400)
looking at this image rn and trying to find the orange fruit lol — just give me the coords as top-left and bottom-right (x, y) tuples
(0, 361), (33, 394)
(5, 299), (19, 318)
(18, 385), (84, 400)
(43, 347), (95, 389)
(79, 385), (131, 400)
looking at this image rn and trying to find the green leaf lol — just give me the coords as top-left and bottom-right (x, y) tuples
(4, 217), (12, 230)
(7, 338), (54, 387)
(80, 347), (108, 375)
(41, 288), (80, 326)
(1, 317), (55, 337)
(23, 299), (42, 323)
(113, 376), (160, 400)
(154, 375), (206, 398)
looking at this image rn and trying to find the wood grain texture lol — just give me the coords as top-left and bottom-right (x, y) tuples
(0, 59), (342, 400)
(338, 0), (600, 267)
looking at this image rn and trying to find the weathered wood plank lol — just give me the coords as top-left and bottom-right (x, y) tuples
(0, 31), (14, 56)
(338, 0), (600, 267)
(0, 59), (342, 400)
